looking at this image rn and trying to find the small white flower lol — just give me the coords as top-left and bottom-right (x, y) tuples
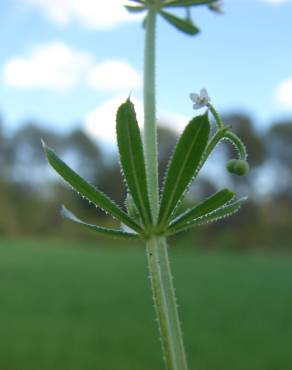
(209, 1), (224, 15)
(190, 88), (210, 110)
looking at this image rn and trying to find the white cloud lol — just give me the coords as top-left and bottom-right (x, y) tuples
(85, 95), (144, 144)
(84, 95), (189, 144)
(3, 42), (141, 92)
(87, 60), (142, 92)
(22, 0), (142, 29)
(3, 42), (92, 90)
(158, 111), (189, 133)
(275, 77), (292, 110)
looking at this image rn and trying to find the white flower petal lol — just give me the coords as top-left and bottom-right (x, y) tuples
(190, 93), (200, 102)
(190, 88), (211, 110)
(200, 88), (209, 99)
(193, 102), (204, 109)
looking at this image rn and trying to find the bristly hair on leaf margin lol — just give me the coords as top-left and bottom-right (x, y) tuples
(43, 95), (248, 240)
(116, 99), (153, 228)
(158, 112), (210, 229)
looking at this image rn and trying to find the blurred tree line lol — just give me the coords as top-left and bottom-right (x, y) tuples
(0, 114), (291, 250)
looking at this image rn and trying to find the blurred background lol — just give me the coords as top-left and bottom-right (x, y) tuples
(0, 1), (292, 370)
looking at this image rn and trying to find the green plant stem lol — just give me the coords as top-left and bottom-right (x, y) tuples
(197, 127), (229, 173)
(196, 127), (247, 179)
(146, 236), (189, 370)
(224, 131), (248, 160)
(143, 6), (188, 370)
(208, 103), (222, 129)
(144, 7), (159, 222)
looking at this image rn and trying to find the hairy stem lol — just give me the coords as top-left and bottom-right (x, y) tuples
(224, 131), (248, 160)
(146, 236), (189, 370)
(197, 127), (229, 173)
(143, 6), (188, 370)
(208, 103), (222, 129)
(144, 7), (159, 222)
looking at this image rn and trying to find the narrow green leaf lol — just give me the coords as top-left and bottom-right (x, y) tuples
(125, 5), (146, 13)
(168, 197), (247, 235)
(159, 10), (199, 35)
(169, 188), (235, 229)
(61, 206), (140, 240)
(42, 141), (143, 234)
(158, 113), (210, 227)
(125, 194), (141, 223)
(116, 99), (152, 227)
(163, 0), (216, 8)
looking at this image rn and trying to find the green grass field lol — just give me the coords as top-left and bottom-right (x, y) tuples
(0, 238), (292, 370)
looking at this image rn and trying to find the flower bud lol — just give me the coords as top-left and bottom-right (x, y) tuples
(227, 159), (249, 176)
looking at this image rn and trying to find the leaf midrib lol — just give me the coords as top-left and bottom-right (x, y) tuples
(124, 117), (151, 226)
(63, 207), (139, 240)
(160, 122), (203, 224)
(47, 147), (142, 233)
(169, 201), (241, 234)
(170, 190), (233, 228)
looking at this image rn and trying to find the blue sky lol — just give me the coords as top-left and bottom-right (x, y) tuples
(0, 0), (292, 144)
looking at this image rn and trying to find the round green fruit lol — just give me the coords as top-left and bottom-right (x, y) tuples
(227, 159), (249, 176)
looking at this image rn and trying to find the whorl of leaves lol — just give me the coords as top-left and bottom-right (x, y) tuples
(43, 98), (247, 240)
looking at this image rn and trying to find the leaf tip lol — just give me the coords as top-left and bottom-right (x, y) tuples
(225, 188), (236, 197)
(61, 204), (79, 222)
(40, 138), (48, 151)
(203, 109), (209, 119)
(127, 91), (132, 101)
(60, 204), (69, 219)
